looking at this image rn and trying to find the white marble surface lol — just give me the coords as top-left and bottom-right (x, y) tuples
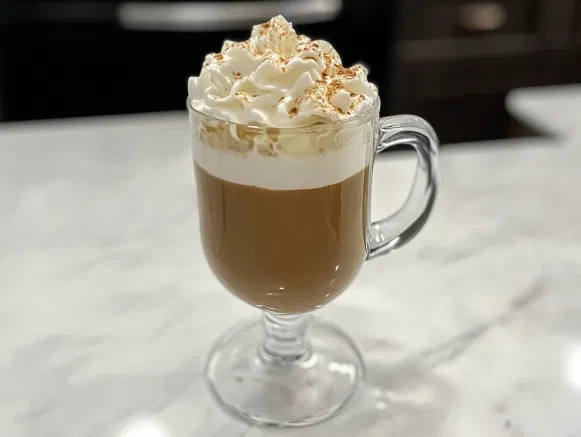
(1, 85), (581, 437)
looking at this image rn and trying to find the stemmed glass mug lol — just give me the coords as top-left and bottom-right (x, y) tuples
(188, 97), (438, 428)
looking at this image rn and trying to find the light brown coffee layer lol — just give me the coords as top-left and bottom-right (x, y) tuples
(195, 163), (370, 313)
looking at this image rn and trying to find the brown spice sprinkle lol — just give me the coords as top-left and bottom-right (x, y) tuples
(235, 92), (249, 103)
(288, 61), (368, 117)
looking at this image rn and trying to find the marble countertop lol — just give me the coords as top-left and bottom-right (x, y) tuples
(1, 85), (580, 437)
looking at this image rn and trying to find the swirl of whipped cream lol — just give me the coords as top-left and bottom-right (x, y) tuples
(188, 15), (377, 127)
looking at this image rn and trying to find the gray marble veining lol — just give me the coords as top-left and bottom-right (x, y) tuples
(1, 87), (581, 436)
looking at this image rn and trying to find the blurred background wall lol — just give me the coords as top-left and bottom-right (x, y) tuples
(0, 0), (580, 144)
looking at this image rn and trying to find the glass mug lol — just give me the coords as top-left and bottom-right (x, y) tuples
(188, 98), (438, 427)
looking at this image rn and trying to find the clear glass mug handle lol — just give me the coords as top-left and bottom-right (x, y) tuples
(367, 115), (439, 260)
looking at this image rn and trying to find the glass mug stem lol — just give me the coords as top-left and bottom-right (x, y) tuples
(260, 312), (312, 363)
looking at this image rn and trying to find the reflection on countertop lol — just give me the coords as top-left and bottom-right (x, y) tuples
(0, 85), (581, 436)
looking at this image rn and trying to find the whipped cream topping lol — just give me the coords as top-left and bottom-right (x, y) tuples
(188, 15), (377, 127)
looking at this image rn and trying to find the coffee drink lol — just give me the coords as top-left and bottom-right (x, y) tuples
(188, 16), (379, 313)
(195, 163), (370, 313)
(190, 113), (375, 313)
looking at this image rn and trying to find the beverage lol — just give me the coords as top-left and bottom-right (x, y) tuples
(195, 163), (370, 313)
(189, 16), (377, 312)
(187, 15), (438, 427)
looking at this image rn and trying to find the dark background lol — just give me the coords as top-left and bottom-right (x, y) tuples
(1, 0), (580, 144)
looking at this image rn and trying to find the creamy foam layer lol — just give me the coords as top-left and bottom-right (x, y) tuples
(188, 15), (378, 135)
(192, 136), (371, 190)
(189, 105), (375, 189)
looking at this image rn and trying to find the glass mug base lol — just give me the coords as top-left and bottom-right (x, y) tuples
(205, 317), (365, 428)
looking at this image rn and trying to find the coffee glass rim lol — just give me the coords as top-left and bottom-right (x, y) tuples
(187, 97), (380, 132)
